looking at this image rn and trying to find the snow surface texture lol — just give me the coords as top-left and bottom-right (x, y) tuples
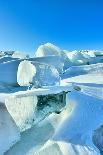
(0, 44), (103, 154)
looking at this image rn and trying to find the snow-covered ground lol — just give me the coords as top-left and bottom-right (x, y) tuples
(0, 44), (103, 155)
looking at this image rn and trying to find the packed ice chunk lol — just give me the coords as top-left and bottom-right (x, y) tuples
(65, 50), (89, 65)
(82, 50), (96, 58)
(5, 89), (67, 132)
(5, 95), (38, 132)
(0, 105), (20, 154)
(35, 43), (74, 72)
(35, 43), (61, 57)
(17, 60), (36, 86)
(34, 91), (67, 124)
(12, 51), (29, 59)
(32, 62), (60, 87)
(62, 50), (74, 70)
(0, 60), (21, 86)
(17, 60), (60, 87)
(30, 56), (64, 73)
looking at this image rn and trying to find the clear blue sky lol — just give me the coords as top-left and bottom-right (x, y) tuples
(0, 0), (103, 54)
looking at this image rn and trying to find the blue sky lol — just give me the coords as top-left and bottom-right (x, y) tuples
(0, 0), (103, 54)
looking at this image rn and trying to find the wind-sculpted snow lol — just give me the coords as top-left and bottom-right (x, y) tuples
(35, 43), (61, 57)
(0, 45), (103, 154)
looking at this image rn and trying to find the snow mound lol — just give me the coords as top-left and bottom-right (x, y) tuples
(12, 51), (29, 59)
(35, 43), (61, 57)
(17, 60), (36, 86)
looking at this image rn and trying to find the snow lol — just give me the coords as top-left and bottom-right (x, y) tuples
(35, 43), (61, 57)
(34, 140), (98, 155)
(0, 60), (21, 86)
(0, 43), (103, 154)
(30, 56), (64, 73)
(32, 61), (60, 87)
(12, 51), (29, 59)
(62, 63), (103, 78)
(17, 60), (60, 87)
(17, 60), (36, 86)
(5, 119), (54, 155)
(64, 50), (89, 65)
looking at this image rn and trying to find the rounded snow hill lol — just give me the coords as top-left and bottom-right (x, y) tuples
(35, 43), (61, 57)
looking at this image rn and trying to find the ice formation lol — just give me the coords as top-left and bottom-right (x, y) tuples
(17, 60), (60, 87)
(17, 60), (36, 86)
(0, 105), (20, 154)
(0, 60), (21, 86)
(0, 45), (103, 155)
